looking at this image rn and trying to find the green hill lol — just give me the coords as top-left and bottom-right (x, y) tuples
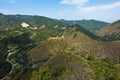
(97, 20), (120, 41)
(0, 13), (67, 79)
(0, 13), (109, 33)
(0, 13), (120, 80)
(25, 25), (120, 80)
(58, 19), (109, 33)
(0, 13), (65, 29)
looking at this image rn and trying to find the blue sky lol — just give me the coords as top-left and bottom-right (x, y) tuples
(0, 0), (120, 22)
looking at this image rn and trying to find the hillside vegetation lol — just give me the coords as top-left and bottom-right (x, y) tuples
(58, 19), (109, 33)
(26, 25), (120, 80)
(0, 13), (119, 80)
(97, 20), (120, 41)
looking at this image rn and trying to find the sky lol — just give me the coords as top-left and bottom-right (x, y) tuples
(0, 0), (120, 22)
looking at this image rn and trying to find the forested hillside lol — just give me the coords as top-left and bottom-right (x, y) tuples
(97, 20), (120, 41)
(58, 19), (109, 33)
(0, 13), (120, 80)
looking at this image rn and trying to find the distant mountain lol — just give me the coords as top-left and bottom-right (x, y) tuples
(0, 13), (109, 33)
(57, 19), (109, 33)
(97, 20), (120, 41)
(0, 13), (66, 29)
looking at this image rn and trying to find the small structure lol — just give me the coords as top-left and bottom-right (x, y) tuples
(54, 25), (58, 28)
(21, 22), (29, 28)
(39, 24), (46, 30)
(47, 35), (65, 41)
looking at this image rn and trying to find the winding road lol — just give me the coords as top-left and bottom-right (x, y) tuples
(1, 43), (34, 80)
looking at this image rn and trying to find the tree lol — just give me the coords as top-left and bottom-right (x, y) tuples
(30, 67), (53, 80)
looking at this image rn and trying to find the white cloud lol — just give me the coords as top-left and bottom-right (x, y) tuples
(59, 0), (120, 22)
(0, 8), (15, 14)
(0, 9), (10, 14)
(8, 0), (16, 3)
(57, 12), (65, 15)
(60, 0), (120, 12)
(78, 1), (120, 12)
(60, 0), (89, 5)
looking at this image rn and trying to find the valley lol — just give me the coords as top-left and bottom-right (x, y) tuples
(0, 13), (120, 80)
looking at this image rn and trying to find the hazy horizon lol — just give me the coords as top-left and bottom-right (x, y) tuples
(0, 0), (120, 22)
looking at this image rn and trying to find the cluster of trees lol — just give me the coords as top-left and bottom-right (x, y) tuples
(31, 67), (54, 80)
(0, 42), (11, 79)
(58, 19), (109, 33)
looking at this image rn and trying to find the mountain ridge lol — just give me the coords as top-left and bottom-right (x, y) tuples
(0, 13), (109, 33)
(0, 13), (120, 80)
(97, 20), (120, 41)
(57, 19), (109, 33)
(26, 25), (120, 80)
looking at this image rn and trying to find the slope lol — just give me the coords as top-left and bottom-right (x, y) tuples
(0, 13), (67, 79)
(22, 25), (120, 80)
(58, 19), (109, 33)
(0, 13), (119, 80)
(0, 13), (66, 29)
(97, 20), (120, 41)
